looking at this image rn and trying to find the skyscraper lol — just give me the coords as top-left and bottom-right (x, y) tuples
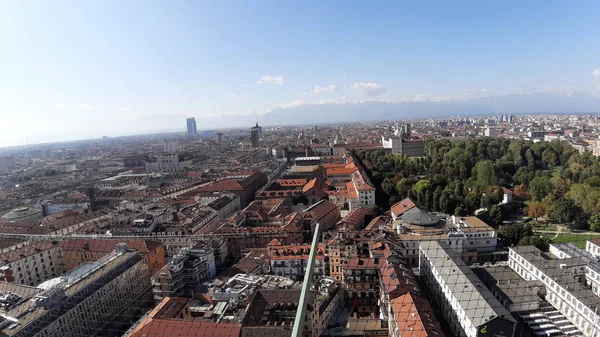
(186, 117), (197, 137)
(250, 122), (260, 148)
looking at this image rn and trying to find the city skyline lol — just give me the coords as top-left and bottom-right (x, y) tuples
(2, 1), (600, 146)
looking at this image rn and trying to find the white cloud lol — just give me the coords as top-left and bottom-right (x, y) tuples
(53, 104), (96, 110)
(594, 69), (600, 95)
(256, 75), (284, 85)
(299, 92), (308, 96)
(413, 94), (453, 102)
(314, 85), (338, 94)
(229, 93), (241, 99)
(352, 82), (387, 96)
(116, 106), (143, 112)
(278, 99), (305, 108)
(463, 88), (490, 99)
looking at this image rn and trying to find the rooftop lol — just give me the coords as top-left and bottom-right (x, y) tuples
(420, 241), (515, 328)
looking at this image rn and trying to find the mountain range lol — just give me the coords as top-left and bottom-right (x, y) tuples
(128, 93), (600, 133)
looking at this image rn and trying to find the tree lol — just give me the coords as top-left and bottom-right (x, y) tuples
(474, 160), (496, 187)
(513, 184), (531, 201)
(550, 197), (588, 230)
(489, 205), (503, 227)
(498, 224), (533, 246)
(412, 179), (431, 195)
(526, 201), (547, 221)
(584, 176), (600, 187)
(549, 177), (570, 199)
(395, 179), (412, 198)
(541, 148), (558, 167)
(518, 236), (551, 252)
(529, 176), (552, 201)
(590, 214), (600, 232)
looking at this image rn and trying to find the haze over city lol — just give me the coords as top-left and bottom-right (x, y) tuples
(6, 2), (600, 337)
(2, 1), (600, 147)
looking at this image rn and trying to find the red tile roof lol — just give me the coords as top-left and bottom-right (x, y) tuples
(365, 215), (389, 231)
(390, 198), (416, 217)
(130, 319), (241, 337)
(346, 181), (358, 199)
(301, 177), (330, 193)
(326, 167), (358, 175)
(274, 178), (307, 187)
(60, 238), (162, 255)
(199, 179), (244, 192)
(337, 207), (370, 230)
(128, 297), (242, 337)
(391, 292), (444, 337)
(345, 258), (381, 270)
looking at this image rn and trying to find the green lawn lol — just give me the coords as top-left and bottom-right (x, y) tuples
(532, 223), (558, 231)
(541, 232), (600, 249)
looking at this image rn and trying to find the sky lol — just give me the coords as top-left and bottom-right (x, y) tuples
(1, 0), (600, 147)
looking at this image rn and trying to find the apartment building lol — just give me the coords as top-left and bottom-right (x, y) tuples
(509, 245), (600, 337)
(343, 257), (382, 317)
(0, 244), (150, 337)
(0, 242), (64, 286)
(152, 242), (216, 301)
(124, 297), (241, 337)
(266, 240), (325, 280)
(420, 241), (516, 337)
(325, 236), (359, 282)
(60, 239), (166, 275)
(241, 280), (344, 337)
(348, 169), (376, 210)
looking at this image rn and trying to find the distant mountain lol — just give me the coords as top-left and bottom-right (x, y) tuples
(126, 93), (600, 133)
(255, 93), (600, 126)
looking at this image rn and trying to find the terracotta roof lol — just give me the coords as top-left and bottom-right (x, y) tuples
(322, 163), (347, 169)
(346, 181), (358, 199)
(268, 243), (325, 260)
(304, 200), (339, 221)
(301, 177), (329, 193)
(204, 179), (244, 191)
(267, 239), (282, 246)
(0, 241), (59, 264)
(352, 170), (376, 191)
(365, 215), (389, 231)
(128, 297), (242, 337)
(390, 198), (417, 217)
(326, 167), (358, 175)
(345, 258), (381, 270)
(130, 319), (241, 337)
(60, 239), (162, 255)
(337, 207), (370, 230)
(391, 292), (444, 337)
(274, 179), (307, 187)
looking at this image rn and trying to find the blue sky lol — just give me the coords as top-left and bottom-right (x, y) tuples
(1, 0), (600, 146)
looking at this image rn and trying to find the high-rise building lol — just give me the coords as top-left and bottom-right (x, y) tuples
(250, 122), (260, 148)
(163, 140), (179, 153)
(186, 117), (197, 137)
